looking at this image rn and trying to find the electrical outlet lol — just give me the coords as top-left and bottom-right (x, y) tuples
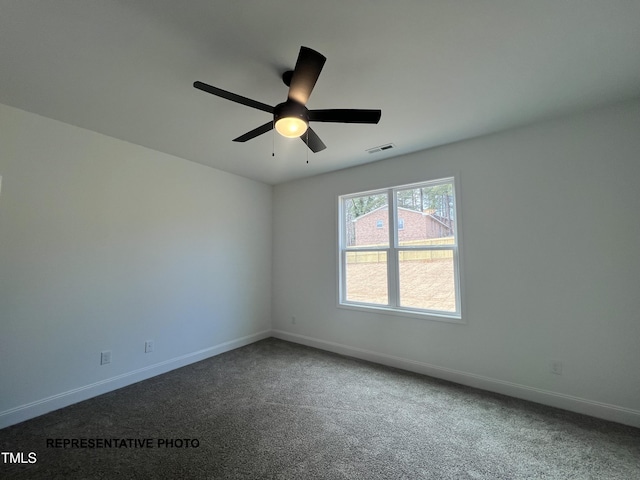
(145, 340), (153, 353)
(550, 361), (563, 375)
(100, 350), (112, 365)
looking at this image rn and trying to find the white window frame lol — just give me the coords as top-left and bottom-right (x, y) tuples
(338, 177), (463, 323)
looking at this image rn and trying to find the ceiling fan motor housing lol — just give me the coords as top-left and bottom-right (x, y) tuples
(274, 100), (308, 125)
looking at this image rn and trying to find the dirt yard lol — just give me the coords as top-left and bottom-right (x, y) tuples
(345, 259), (456, 312)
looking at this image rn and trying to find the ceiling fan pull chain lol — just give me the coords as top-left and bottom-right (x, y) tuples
(272, 120), (275, 157)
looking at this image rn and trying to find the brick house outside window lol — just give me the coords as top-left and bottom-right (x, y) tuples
(353, 206), (452, 246)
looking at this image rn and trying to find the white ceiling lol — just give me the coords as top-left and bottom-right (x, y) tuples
(1, 1), (639, 185)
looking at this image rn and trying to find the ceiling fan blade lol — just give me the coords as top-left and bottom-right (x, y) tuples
(194, 81), (274, 114)
(309, 109), (381, 124)
(232, 121), (274, 142)
(288, 47), (326, 105)
(300, 127), (326, 153)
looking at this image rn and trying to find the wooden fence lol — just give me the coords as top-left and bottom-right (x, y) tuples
(346, 237), (454, 264)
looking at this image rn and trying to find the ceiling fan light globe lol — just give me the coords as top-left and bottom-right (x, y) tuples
(275, 117), (308, 138)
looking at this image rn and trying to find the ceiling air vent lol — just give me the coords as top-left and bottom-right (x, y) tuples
(366, 143), (395, 154)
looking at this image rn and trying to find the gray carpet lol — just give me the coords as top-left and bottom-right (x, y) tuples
(1, 338), (639, 479)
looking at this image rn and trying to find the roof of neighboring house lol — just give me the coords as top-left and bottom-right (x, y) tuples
(427, 213), (454, 230)
(352, 206), (453, 227)
(353, 205), (426, 222)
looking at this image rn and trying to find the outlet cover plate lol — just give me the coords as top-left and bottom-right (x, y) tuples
(100, 350), (112, 365)
(550, 361), (563, 375)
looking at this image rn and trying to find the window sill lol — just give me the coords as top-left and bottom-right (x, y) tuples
(337, 302), (465, 324)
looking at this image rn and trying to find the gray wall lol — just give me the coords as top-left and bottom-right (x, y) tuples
(272, 100), (640, 426)
(0, 104), (272, 427)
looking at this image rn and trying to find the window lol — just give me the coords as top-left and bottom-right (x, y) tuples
(338, 177), (461, 321)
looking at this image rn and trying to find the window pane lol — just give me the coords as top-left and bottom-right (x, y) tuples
(398, 253), (456, 312)
(340, 178), (460, 320)
(345, 251), (388, 305)
(344, 194), (388, 248)
(396, 183), (455, 246)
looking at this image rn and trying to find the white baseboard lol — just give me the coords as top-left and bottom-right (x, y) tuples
(271, 330), (640, 428)
(4, 329), (638, 430)
(0, 330), (271, 430)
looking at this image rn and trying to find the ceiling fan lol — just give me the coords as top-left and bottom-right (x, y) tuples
(194, 46), (381, 153)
